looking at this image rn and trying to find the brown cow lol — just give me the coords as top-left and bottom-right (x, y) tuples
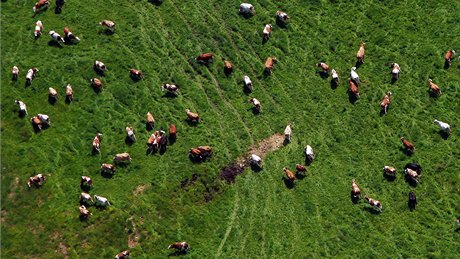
(33, 0), (50, 13)
(186, 109), (200, 123)
(80, 176), (92, 189)
(380, 91), (392, 114)
(400, 137), (415, 153)
(264, 57), (277, 75)
(66, 84), (73, 103)
(316, 62), (330, 74)
(101, 163), (116, 174)
(63, 27), (80, 43)
(91, 78), (102, 91)
(92, 133), (102, 153)
(296, 164), (307, 175)
(79, 205), (91, 220)
(169, 124), (177, 140)
(383, 166), (396, 177)
(146, 112), (155, 130)
(428, 79), (441, 96)
(129, 69), (143, 80)
(189, 146), (212, 160)
(115, 250), (130, 259)
(356, 42), (365, 64)
(99, 20), (115, 32)
(195, 53), (214, 65)
(27, 173), (46, 188)
(223, 59), (233, 75)
(283, 167), (296, 182)
(168, 242), (189, 253)
(444, 50), (455, 67)
(351, 179), (361, 198)
(348, 79), (359, 98)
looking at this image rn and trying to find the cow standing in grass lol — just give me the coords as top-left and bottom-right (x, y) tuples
(79, 205), (91, 220)
(276, 11), (289, 24)
(262, 24), (272, 42)
(186, 109), (200, 123)
(80, 192), (93, 205)
(444, 50), (455, 68)
(351, 179), (361, 198)
(33, 0), (50, 13)
(365, 195), (382, 212)
(169, 124), (177, 141)
(316, 62), (330, 74)
(66, 84), (73, 103)
(350, 67), (360, 84)
(34, 21), (43, 40)
(49, 30), (65, 43)
(161, 84), (179, 95)
(115, 250), (130, 259)
(356, 42), (365, 64)
(15, 100), (28, 117)
(400, 137), (415, 153)
(223, 59), (233, 75)
(284, 123), (292, 143)
(49, 87), (58, 102)
(243, 75), (253, 92)
(383, 166), (396, 177)
(113, 153), (132, 163)
(348, 79), (359, 98)
(391, 63), (400, 81)
(146, 112), (155, 130)
(12, 66), (19, 81)
(92, 133), (102, 153)
(64, 27), (80, 44)
(126, 126), (136, 142)
(305, 145), (315, 163)
(283, 167), (296, 183)
(239, 3), (254, 16)
(91, 78), (102, 91)
(331, 69), (339, 85)
(100, 20), (115, 32)
(26, 68), (39, 85)
(94, 195), (110, 207)
(380, 91), (392, 114)
(80, 176), (92, 189)
(101, 163), (116, 174)
(168, 242), (189, 253)
(433, 119), (451, 135)
(27, 174), (46, 188)
(195, 53), (214, 65)
(249, 98), (261, 113)
(264, 57), (277, 75)
(129, 69), (142, 80)
(94, 60), (107, 72)
(428, 79), (441, 96)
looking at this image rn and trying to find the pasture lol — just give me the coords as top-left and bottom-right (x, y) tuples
(1, 0), (459, 258)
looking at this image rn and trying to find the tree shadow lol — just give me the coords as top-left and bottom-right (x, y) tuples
(350, 192), (360, 204)
(283, 177), (295, 189)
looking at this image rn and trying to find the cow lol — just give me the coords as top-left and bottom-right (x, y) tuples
(380, 91), (392, 114)
(169, 124), (177, 141)
(264, 57), (277, 75)
(408, 191), (417, 211)
(428, 79), (441, 96)
(239, 3), (254, 16)
(390, 63), (400, 81)
(185, 109), (200, 123)
(276, 11), (289, 24)
(79, 205), (91, 220)
(15, 100), (28, 116)
(243, 75), (253, 92)
(404, 163), (422, 175)
(80, 192), (93, 205)
(195, 53), (214, 65)
(405, 167), (420, 183)
(26, 68), (39, 85)
(296, 164), (307, 175)
(94, 195), (111, 207)
(65, 84), (73, 103)
(356, 42), (365, 64)
(31, 114), (50, 130)
(250, 154), (262, 169)
(189, 146), (212, 160)
(49, 87), (58, 102)
(49, 30), (65, 43)
(168, 242), (189, 253)
(80, 176), (92, 189)
(146, 130), (164, 152)
(223, 59), (233, 75)
(99, 20), (115, 32)
(249, 98), (261, 113)
(348, 79), (359, 98)
(27, 173), (46, 188)
(63, 27), (80, 44)
(161, 84), (179, 95)
(350, 67), (360, 84)
(126, 126), (136, 142)
(400, 137), (415, 153)
(101, 163), (116, 174)
(113, 153), (132, 163)
(34, 21), (43, 39)
(331, 69), (339, 85)
(91, 78), (103, 91)
(146, 112), (155, 130)
(283, 167), (296, 183)
(383, 166), (397, 177)
(129, 69), (143, 81)
(159, 134), (168, 153)
(33, 0), (50, 13)
(262, 24), (272, 42)
(92, 133), (102, 153)
(94, 60), (107, 72)
(433, 119), (451, 135)
(364, 195), (382, 212)
(12, 66), (19, 81)
(305, 145), (315, 163)
(284, 123), (292, 143)
(456, 217), (460, 226)
(444, 50), (455, 67)
(316, 62), (330, 74)
(115, 250), (130, 259)
(351, 179), (361, 199)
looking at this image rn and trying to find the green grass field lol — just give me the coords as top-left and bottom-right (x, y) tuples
(1, 0), (460, 258)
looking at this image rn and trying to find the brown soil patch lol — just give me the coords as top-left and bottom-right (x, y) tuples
(133, 184), (149, 196)
(1, 210), (7, 224)
(58, 242), (69, 258)
(7, 177), (20, 200)
(127, 216), (141, 248)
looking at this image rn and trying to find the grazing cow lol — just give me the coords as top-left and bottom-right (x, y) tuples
(27, 173), (46, 188)
(113, 153), (132, 163)
(316, 62), (330, 74)
(444, 50), (455, 67)
(276, 11), (289, 24)
(350, 67), (360, 84)
(390, 63), (400, 80)
(250, 154), (262, 169)
(380, 91), (392, 114)
(49, 30), (65, 43)
(94, 60), (107, 72)
(99, 20), (115, 32)
(195, 53), (214, 65)
(456, 217), (460, 226)
(249, 98), (261, 112)
(433, 119), (451, 135)
(296, 164), (307, 174)
(383, 166), (397, 177)
(262, 24), (272, 42)
(12, 66), (19, 81)
(115, 250), (130, 259)
(284, 123), (292, 142)
(404, 163), (422, 175)
(63, 27), (80, 44)
(31, 114), (50, 130)
(223, 59), (233, 75)
(283, 167), (296, 183)
(34, 21), (43, 39)
(26, 68), (39, 85)
(80, 176), (92, 189)
(126, 126), (136, 142)
(129, 69), (142, 80)
(405, 167), (420, 183)
(92, 133), (102, 153)
(351, 179), (361, 198)
(400, 137), (415, 153)
(239, 3), (254, 15)
(91, 78), (102, 90)
(101, 163), (116, 174)
(264, 57), (277, 75)
(49, 87), (58, 100)
(33, 0), (50, 12)
(408, 191), (417, 210)
(168, 242), (189, 253)
(80, 192), (93, 204)
(348, 79), (359, 98)
(428, 79), (441, 96)
(79, 205), (91, 220)
(189, 146), (212, 160)
(305, 145), (314, 163)
(147, 133), (157, 148)
(15, 100), (28, 116)
(364, 195), (382, 212)
(185, 109), (200, 123)
(94, 195), (111, 207)
(243, 75), (253, 92)
(66, 84), (73, 102)
(146, 112), (155, 129)
(356, 42), (365, 64)
(169, 124), (177, 140)
(161, 84), (179, 95)
(331, 69), (339, 85)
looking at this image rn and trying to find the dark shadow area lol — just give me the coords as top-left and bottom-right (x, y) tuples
(180, 174), (199, 189)
(263, 68), (272, 77)
(224, 67), (233, 76)
(248, 107), (260, 115)
(379, 108), (388, 117)
(162, 92), (178, 98)
(408, 192), (417, 211)
(48, 96), (57, 105)
(80, 184), (91, 192)
(93, 67), (105, 76)
(243, 85), (253, 95)
(92, 85), (102, 94)
(383, 172), (396, 182)
(168, 134), (176, 144)
(238, 12), (254, 19)
(350, 192), (360, 204)
(455, 227), (460, 233)
(348, 91), (358, 104)
(79, 215), (89, 222)
(262, 36), (269, 45)
(125, 136), (135, 146)
(330, 79), (338, 89)
(100, 29), (115, 35)
(250, 163), (262, 172)
(130, 74), (142, 81)
(355, 60), (363, 68)
(295, 172), (306, 180)
(364, 207), (381, 215)
(65, 95), (72, 104)
(185, 119), (199, 126)
(189, 154), (210, 163)
(400, 147), (413, 156)
(440, 131), (450, 140)
(101, 170), (115, 179)
(305, 156), (314, 166)
(146, 145), (158, 155)
(54, 6), (62, 14)
(149, 0), (164, 6)
(443, 60), (451, 69)
(47, 40), (63, 48)
(159, 136), (167, 155)
(318, 71), (329, 79)
(276, 19), (287, 28)
(283, 138), (290, 146)
(168, 250), (188, 257)
(404, 175), (419, 187)
(91, 148), (100, 155)
(390, 76), (398, 84)
(428, 90), (439, 98)
(18, 110), (27, 118)
(146, 122), (154, 131)
(12, 74), (18, 81)
(283, 178), (295, 189)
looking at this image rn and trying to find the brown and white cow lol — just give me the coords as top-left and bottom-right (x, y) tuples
(49, 30), (65, 43)
(33, 0), (50, 13)
(223, 59), (233, 75)
(31, 114), (49, 130)
(262, 24), (272, 42)
(168, 242), (189, 253)
(264, 57), (277, 75)
(79, 205), (91, 220)
(351, 179), (361, 198)
(66, 84), (73, 102)
(400, 137), (415, 153)
(405, 168), (420, 183)
(113, 153), (132, 163)
(129, 69), (142, 80)
(383, 166), (397, 177)
(283, 167), (296, 183)
(348, 79), (359, 98)
(390, 63), (400, 80)
(92, 133), (102, 153)
(331, 69), (339, 85)
(243, 75), (253, 92)
(80, 192), (93, 204)
(115, 250), (130, 259)
(26, 68), (39, 85)
(94, 60), (107, 72)
(101, 163), (116, 174)
(296, 164), (307, 174)
(99, 20), (115, 32)
(27, 173), (46, 188)
(12, 66), (19, 81)
(239, 3), (254, 16)
(186, 109), (200, 123)
(169, 124), (177, 140)
(126, 126), (136, 142)
(64, 27), (80, 44)
(316, 62), (330, 74)
(80, 176), (92, 189)
(428, 79), (441, 96)
(49, 87), (58, 101)
(34, 21), (43, 39)
(380, 91), (392, 114)
(249, 98), (261, 112)
(15, 100), (28, 116)
(161, 84), (179, 95)
(356, 42), (365, 64)
(189, 146), (212, 160)
(444, 50), (455, 67)
(146, 112), (155, 130)
(195, 53), (214, 65)
(276, 11), (289, 24)
(91, 78), (102, 90)
(364, 195), (382, 211)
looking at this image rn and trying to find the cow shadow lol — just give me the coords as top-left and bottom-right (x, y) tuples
(168, 135), (176, 145)
(54, 6), (62, 14)
(146, 146), (157, 156)
(125, 136), (135, 146)
(250, 164), (263, 172)
(224, 67), (233, 77)
(428, 90), (440, 98)
(355, 60), (363, 69)
(92, 85), (102, 94)
(455, 227), (460, 233)
(262, 37), (269, 45)
(318, 71), (329, 79)
(383, 172), (396, 182)
(330, 79), (338, 89)
(146, 122), (154, 131)
(100, 29), (115, 35)
(276, 20), (288, 29)
(443, 61), (451, 69)
(305, 157), (313, 166)
(91, 148), (100, 155)
(283, 138), (290, 146)
(48, 96), (57, 105)
(80, 184), (91, 193)
(101, 170), (114, 179)
(18, 110), (27, 118)
(295, 172), (306, 180)
(283, 178), (295, 189)
(149, 0), (164, 6)
(440, 131), (450, 140)
(379, 109), (388, 117)
(390, 77), (398, 84)
(159, 145), (167, 155)
(404, 176), (419, 187)
(79, 215), (90, 222)
(243, 85), (253, 95)
(248, 107), (260, 115)
(400, 147), (413, 156)
(238, 12), (253, 19)
(364, 207), (381, 215)
(65, 95), (73, 104)
(350, 192), (360, 204)
(162, 92), (178, 98)
(408, 200), (417, 211)
(348, 92), (358, 104)
(47, 40), (63, 48)
(185, 119), (199, 126)
(168, 250), (188, 257)
(93, 67), (105, 76)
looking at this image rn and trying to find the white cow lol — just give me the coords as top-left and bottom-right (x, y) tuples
(305, 145), (314, 163)
(284, 123), (292, 142)
(331, 69), (339, 83)
(161, 83), (179, 95)
(15, 100), (28, 115)
(250, 154), (262, 168)
(276, 11), (289, 24)
(12, 66), (19, 80)
(433, 120), (451, 134)
(263, 24), (272, 41)
(37, 114), (50, 124)
(113, 153), (132, 163)
(94, 60), (107, 71)
(350, 67), (360, 84)
(94, 195), (111, 207)
(239, 3), (254, 15)
(49, 30), (65, 43)
(26, 68), (39, 85)
(80, 192), (93, 204)
(34, 20), (43, 39)
(243, 75), (253, 91)
(391, 63), (400, 80)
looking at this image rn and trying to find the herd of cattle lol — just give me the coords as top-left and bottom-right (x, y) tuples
(9, 1), (459, 257)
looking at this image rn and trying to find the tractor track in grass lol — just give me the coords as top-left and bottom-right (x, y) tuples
(216, 190), (239, 257)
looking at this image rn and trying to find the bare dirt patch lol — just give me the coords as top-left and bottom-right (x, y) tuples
(1, 210), (7, 224)
(133, 184), (149, 196)
(127, 216), (141, 248)
(58, 242), (69, 258)
(7, 177), (20, 200)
